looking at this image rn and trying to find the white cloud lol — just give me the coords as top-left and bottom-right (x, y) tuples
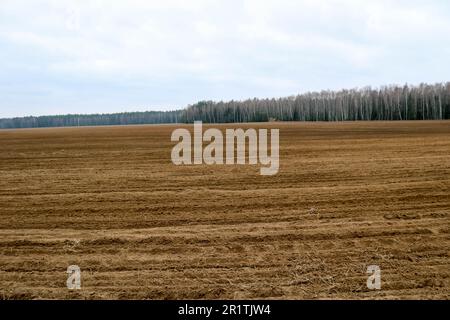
(0, 0), (449, 117)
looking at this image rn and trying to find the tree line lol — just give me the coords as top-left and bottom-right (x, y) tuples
(0, 110), (181, 129)
(182, 83), (450, 123)
(1, 83), (449, 129)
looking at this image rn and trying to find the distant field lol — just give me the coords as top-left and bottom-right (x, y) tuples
(0, 121), (449, 299)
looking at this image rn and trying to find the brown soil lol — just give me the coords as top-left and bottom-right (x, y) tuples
(0, 121), (449, 299)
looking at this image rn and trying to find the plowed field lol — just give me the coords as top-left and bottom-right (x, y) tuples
(0, 121), (449, 299)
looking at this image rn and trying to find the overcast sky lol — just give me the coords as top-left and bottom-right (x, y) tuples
(1, 0), (450, 118)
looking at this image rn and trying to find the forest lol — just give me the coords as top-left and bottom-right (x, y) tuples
(0, 110), (181, 129)
(1, 82), (449, 129)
